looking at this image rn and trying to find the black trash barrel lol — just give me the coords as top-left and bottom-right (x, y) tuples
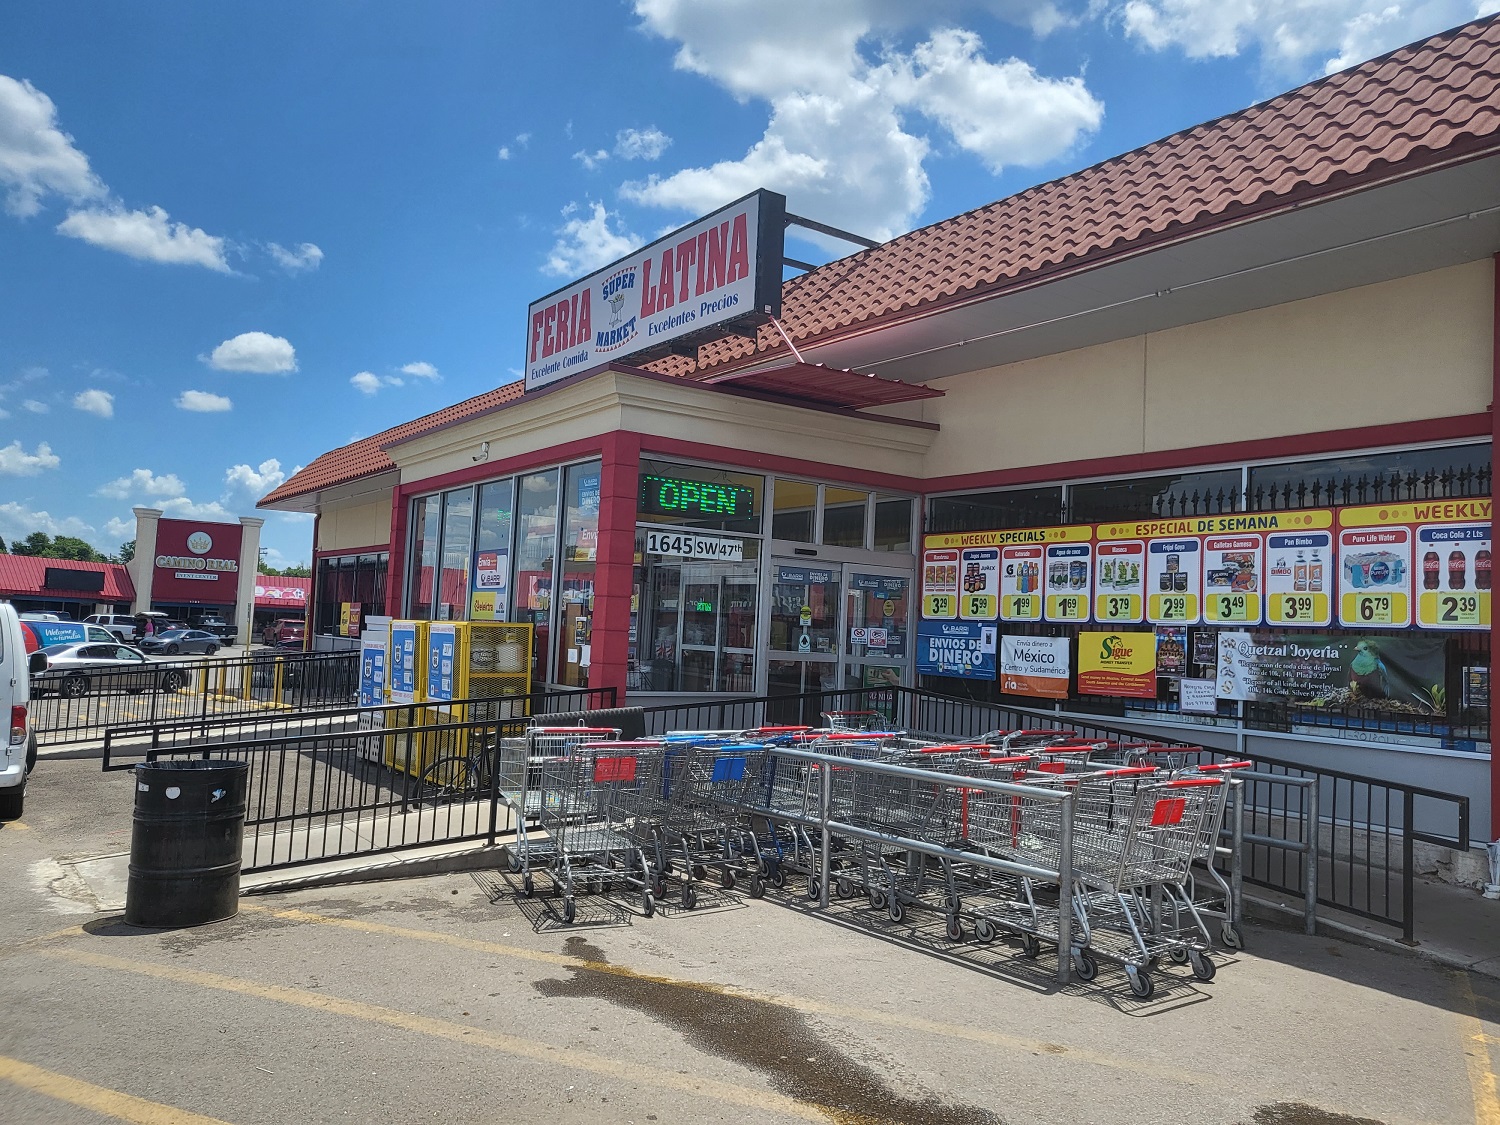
(125, 759), (248, 928)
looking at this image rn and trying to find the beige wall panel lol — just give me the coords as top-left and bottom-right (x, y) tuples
(921, 337), (1148, 480)
(1143, 262), (1492, 450)
(317, 494), (393, 552)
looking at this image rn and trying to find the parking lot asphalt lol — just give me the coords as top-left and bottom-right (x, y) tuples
(3, 759), (1498, 1125)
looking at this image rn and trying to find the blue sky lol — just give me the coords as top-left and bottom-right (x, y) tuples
(1, 0), (1495, 567)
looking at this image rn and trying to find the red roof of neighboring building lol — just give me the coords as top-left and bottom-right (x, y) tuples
(0, 555), (134, 601)
(260, 15), (1500, 509)
(254, 576), (310, 609)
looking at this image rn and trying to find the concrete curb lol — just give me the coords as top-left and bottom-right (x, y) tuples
(1242, 891), (1500, 980)
(240, 842), (510, 896)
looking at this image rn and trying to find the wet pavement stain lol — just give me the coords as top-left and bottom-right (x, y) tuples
(1247, 1104), (1385, 1125)
(535, 936), (1003, 1125)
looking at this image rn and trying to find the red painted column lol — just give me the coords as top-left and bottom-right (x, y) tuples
(1490, 252), (1499, 842)
(386, 487), (408, 618)
(592, 431), (641, 701)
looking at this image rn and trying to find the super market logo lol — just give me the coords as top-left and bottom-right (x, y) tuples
(595, 266), (639, 353)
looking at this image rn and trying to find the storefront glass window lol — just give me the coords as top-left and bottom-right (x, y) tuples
(631, 534), (759, 693)
(437, 487), (473, 621)
(314, 552), (389, 638)
(1068, 470), (1241, 523)
(555, 461), (601, 688)
(1248, 442), (1491, 509)
(408, 494), (441, 617)
(638, 458), (763, 534)
(821, 487), (869, 548)
(768, 564), (840, 656)
(512, 469), (560, 681)
(927, 488), (1063, 533)
(873, 495), (913, 552)
(771, 479), (817, 542)
(471, 479), (514, 621)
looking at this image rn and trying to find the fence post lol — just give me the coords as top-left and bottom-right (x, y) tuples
(1401, 789), (1416, 944)
(486, 728), (501, 847)
(1056, 790), (1074, 986)
(1304, 776), (1320, 936)
(1230, 778), (1245, 941)
(817, 762), (832, 909)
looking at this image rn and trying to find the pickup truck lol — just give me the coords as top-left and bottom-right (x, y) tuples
(193, 616), (238, 646)
(262, 618), (305, 649)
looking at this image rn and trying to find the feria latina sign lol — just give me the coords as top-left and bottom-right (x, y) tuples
(525, 189), (786, 392)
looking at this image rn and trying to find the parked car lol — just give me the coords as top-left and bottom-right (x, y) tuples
(193, 615), (238, 646)
(31, 642), (189, 698)
(1, 603), (45, 819)
(84, 613), (141, 643)
(262, 618), (305, 649)
(140, 629), (222, 656)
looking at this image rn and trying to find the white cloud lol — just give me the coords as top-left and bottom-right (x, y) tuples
(267, 241), (323, 272)
(176, 389), (232, 412)
(626, 1), (1101, 241)
(1115, 0), (1498, 73)
(103, 516), (134, 540)
(22, 399), (48, 414)
(0, 440), (59, 475)
(516, 132), (532, 147)
(0, 501), (92, 540)
(497, 145), (512, 160)
(157, 496), (231, 519)
(97, 468), (187, 500)
(72, 388), (114, 417)
(400, 361), (440, 379)
(206, 331), (298, 374)
(350, 371), (412, 394)
(225, 458), (286, 495)
(573, 148), (611, 171)
(543, 201), (641, 277)
(56, 205), (231, 271)
(0, 75), (107, 218)
(615, 126), (672, 160)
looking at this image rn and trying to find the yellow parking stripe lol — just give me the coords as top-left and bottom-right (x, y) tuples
(44, 947), (827, 1122)
(238, 903), (1218, 1089)
(0, 1054), (235, 1125)
(1454, 971), (1500, 1125)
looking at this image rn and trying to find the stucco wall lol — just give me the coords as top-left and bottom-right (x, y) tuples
(921, 261), (1493, 481)
(316, 492), (392, 554)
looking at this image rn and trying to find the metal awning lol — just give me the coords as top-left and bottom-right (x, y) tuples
(700, 362), (943, 409)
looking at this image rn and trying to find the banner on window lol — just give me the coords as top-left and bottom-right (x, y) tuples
(998, 635), (1070, 699)
(1077, 630), (1157, 698)
(1214, 630), (1447, 718)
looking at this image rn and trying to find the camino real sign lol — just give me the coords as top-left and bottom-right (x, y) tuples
(524, 190), (786, 392)
(151, 518), (244, 604)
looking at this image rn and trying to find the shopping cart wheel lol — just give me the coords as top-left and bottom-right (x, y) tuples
(562, 898), (576, 925)
(1019, 933), (1041, 960)
(887, 899), (906, 924)
(1127, 969), (1154, 1000)
(652, 877), (668, 899)
(1072, 952), (1098, 982)
(1167, 948), (1188, 965)
(748, 874), (765, 899)
(770, 866), (787, 890)
(719, 868), (736, 890)
(682, 884), (698, 911)
(1220, 924), (1244, 950)
(693, 864), (708, 881)
(1189, 951), (1216, 982)
(944, 914), (963, 942)
(587, 878), (602, 896)
(522, 874), (535, 898)
(868, 890), (887, 911)
(973, 918), (997, 944)
(945, 893), (962, 913)
(505, 848), (522, 873)
(641, 891), (656, 918)
(834, 877), (853, 900)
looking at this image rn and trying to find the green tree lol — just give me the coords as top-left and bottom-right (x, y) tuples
(115, 539), (135, 564)
(10, 531), (108, 562)
(12, 531), (51, 556)
(0, 534), (6, 553)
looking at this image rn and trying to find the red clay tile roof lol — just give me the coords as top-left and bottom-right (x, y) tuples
(0, 555), (134, 601)
(259, 383), (525, 506)
(656, 14), (1500, 377)
(263, 15), (1500, 507)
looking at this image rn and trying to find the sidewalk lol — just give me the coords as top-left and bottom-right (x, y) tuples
(1245, 873), (1499, 978)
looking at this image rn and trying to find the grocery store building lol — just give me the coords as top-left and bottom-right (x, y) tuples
(260, 17), (1500, 835)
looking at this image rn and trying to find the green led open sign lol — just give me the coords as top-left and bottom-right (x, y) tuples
(694, 600), (714, 613)
(639, 474), (754, 520)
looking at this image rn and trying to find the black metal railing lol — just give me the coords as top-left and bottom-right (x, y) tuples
(32, 650), (361, 745)
(639, 684), (1471, 941)
(141, 714), (532, 872)
(101, 686), (617, 771)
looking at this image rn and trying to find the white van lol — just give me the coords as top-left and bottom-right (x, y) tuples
(1, 602), (44, 819)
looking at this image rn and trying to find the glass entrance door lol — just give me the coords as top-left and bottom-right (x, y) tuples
(841, 567), (912, 689)
(766, 562), (841, 721)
